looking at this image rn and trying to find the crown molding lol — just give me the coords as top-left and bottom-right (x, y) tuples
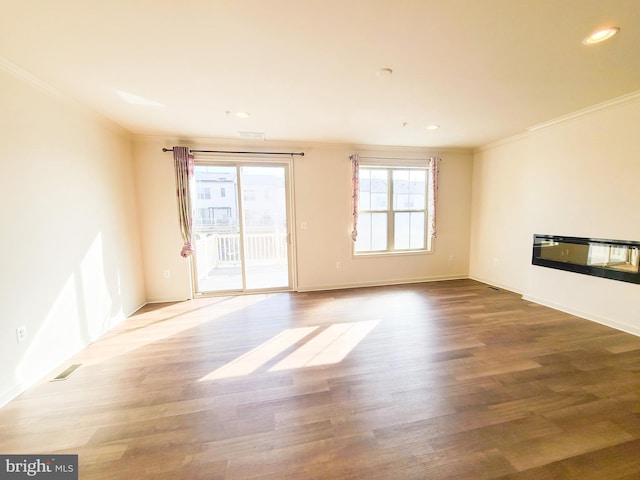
(0, 55), (133, 138)
(474, 131), (532, 153)
(475, 90), (640, 153)
(0, 55), (65, 100)
(526, 90), (640, 133)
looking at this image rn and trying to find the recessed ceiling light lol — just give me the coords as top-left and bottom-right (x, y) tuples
(583, 27), (620, 45)
(426, 124), (440, 130)
(236, 112), (251, 119)
(376, 68), (393, 78)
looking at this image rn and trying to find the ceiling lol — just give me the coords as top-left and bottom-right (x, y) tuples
(1, 0), (639, 149)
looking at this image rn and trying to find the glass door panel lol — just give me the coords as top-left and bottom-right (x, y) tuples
(193, 165), (242, 292)
(241, 166), (289, 290)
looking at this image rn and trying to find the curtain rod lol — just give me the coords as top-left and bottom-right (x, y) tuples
(162, 148), (304, 157)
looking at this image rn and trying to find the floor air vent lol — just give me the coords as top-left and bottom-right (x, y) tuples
(51, 363), (82, 381)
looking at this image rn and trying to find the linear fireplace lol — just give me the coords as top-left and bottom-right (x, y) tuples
(532, 234), (640, 284)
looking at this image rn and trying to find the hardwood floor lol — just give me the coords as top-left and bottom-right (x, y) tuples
(2, 279), (640, 479)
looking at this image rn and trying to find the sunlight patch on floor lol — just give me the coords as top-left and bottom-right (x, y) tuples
(199, 320), (381, 381)
(270, 320), (380, 371)
(199, 326), (318, 381)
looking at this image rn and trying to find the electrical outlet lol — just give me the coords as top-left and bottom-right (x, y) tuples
(16, 326), (27, 343)
(163, 270), (170, 278)
(336, 261), (341, 269)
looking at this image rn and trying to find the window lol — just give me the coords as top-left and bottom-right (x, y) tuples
(198, 187), (211, 200)
(196, 207), (213, 226)
(355, 166), (431, 254)
(220, 187), (226, 198)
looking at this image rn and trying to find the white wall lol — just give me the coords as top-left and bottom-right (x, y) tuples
(0, 66), (145, 406)
(134, 137), (473, 299)
(470, 94), (640, 335)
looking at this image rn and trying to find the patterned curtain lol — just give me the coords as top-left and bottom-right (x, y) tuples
(428, 156), (441, 238)
(350, 154), (360, 241)
(173, 146), (195, 257)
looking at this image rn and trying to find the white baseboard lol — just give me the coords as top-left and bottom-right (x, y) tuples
(522, 294), (640, 337)
(296, 274), (468, 293)
(467, 276), (639, 338)
(467, 275), (524, 295)
(0, 384), (29, 410)
(145, 296), (191, 304)
(0, 302), (146, 410)
(0, 347), (83, 409)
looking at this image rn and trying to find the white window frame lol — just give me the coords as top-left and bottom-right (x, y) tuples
(354, 158), (434, 256)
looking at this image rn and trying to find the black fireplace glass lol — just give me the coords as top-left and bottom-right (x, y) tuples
(532, 234), (640, 284)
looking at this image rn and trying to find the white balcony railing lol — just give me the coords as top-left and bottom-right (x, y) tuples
(194, 228), (288, 278)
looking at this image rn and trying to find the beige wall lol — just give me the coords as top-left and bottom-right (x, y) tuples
(294, 145), (473, 291)
(0, 67), (145, 406)
(132, 139), (192, 302)
(470, 136), (532, 293)
(470, 95), (640, 335)
(134, 138), (473, 299)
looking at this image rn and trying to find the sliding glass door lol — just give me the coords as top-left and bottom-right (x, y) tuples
(191, 162), (292, 293)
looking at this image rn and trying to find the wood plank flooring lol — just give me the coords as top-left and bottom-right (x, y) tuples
(1, 279), (639, 479)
